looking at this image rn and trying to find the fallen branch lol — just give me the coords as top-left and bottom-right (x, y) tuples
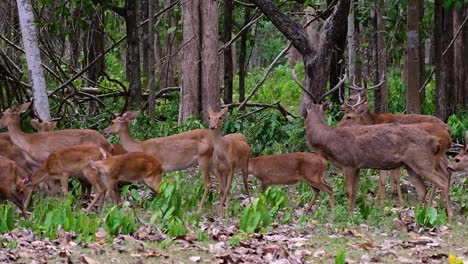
(224, 101), (296, 119)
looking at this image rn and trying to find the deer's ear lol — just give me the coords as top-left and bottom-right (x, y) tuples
(220, 107), (228, 116)
(321, 102), (331, 111)
(355, 102), (369, 114)
(19, 102), (31, 113)
(123, 111), (140, 121)
(47, 120), (58, 130)
(30, 119), (41, 131)
(207, 106), (213, 115)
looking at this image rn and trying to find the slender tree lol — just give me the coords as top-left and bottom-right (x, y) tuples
(16, 0), (50, 120)
(406, 0), (421, 113)
(223, 0), (234, 104)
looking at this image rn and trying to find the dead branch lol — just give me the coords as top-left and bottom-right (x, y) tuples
(224, 101), (296, 119)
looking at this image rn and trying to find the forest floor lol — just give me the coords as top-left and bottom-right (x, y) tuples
(1, 170), (467, 264)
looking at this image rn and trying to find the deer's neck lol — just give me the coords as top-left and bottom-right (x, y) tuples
(118, 124), (142, 152)
(211, 128), (227, 155)
(305, 111), (335, 147)
(7, 117), (30, 151)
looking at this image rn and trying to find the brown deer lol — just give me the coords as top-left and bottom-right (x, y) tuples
(208, 107), (250, 208)
(248, 152), (335, 211)
(448, 138), (468, 172)
(86, 152), (163, 209)
(24, 144), (109, 200)
(304, 102), (453, 220)
(111, 143), (127, 155)
(0, 102), (113, 170)
(0, 156), (28, 219)
(103, 111), (213, 212)
(338, 100), (451, 207)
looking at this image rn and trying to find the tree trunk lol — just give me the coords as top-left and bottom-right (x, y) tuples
(162, 0), (177, 88)
(418, 0), (425, 103)
(434, 0), (454, 121)
(148, 0), (157, 120)
(223, 0), (234, 104)
(126, 0), (143, 107)
(140, 0), (150, 89)
(238, 7), (251, 102)
(201, 0), (220, 119)
(464, 4), (468, 106)
(371, 6), (379, 110)
(84, 10), (105, 85)
(406, 0), (421, 114)
(179, 0), (201, 122)
(16, 0), (50, 120)
(453, 5), (465, 107)
(375, 0), (387, 113)
(347, 0), (356, 86)
(250, 0), (349, 116)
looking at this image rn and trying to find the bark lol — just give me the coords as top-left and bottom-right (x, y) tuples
(354, 18), (362, 86)
(250, 0), (350, 115)
(464, 5), (468, 105)
(419, 0), (425, 102)
(347, 0), (356, 85)
(375, 0), (387, 113)
(140, 0), (150, 87)
(406, 0), (421, 114)
(434, 0), (454, 121)
(16, 0), (50, 120)
(84, 10), (105, 84)
(148, 0), (157, 120)
(238, 7), (251, 102)
(201, 0), (220, 119)
(453, 5), (465, 107)
(223, 0), (234, 104)
(370, 7), (378, 108)
(179, 0), (200, 122)
(126, 0), (143, 107)
(162, 0), (177, 88)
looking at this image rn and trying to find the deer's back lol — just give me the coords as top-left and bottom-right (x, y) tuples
(249, 152), (325, 176)
(375, 113), (450, 133)
(46, 144), (104, 174)
(96, 152), (162, 181)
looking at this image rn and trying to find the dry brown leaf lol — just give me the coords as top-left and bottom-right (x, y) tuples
(95, 228), (107, 244)
(343, 228), (365, 237)
(81, 256), (101, 264)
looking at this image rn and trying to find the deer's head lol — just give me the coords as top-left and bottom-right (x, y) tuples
(207, 107), (228, 130)
(104, 111), (140, 135)
(0, 102), (31, 128)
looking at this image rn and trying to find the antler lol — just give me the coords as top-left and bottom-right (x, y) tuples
(343, 92), (363, 108)
(318, 74), (347, 103)
(349, 75), (385, 91)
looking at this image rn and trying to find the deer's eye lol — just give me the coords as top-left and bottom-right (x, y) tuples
(455, 159), (461, 163)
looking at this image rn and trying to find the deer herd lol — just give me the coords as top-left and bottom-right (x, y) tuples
(0, 91), (466, 222)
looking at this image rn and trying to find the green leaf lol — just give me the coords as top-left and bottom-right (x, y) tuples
(335, 251), (346, 264)
(167, 26), (177, 33)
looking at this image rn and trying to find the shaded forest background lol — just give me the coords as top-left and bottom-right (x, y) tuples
(0, 0), (467, 138)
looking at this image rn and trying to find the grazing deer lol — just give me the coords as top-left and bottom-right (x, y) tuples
(208, 107), (251, 208)
(111, 143), (127, 155)
(86, 152), (163, 210)
(338, 100), (451, 207)
(448, 141), (468, 172)
(304, 102), (453, 220)
(0, 156), (28, 219)
(103, 111), (213, 212)
(0, 102), (113, 170)
(24, 144), (108, 200)
(248, 152), (335, 211)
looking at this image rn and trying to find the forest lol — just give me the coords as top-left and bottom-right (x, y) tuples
(0, 0), (467, 263)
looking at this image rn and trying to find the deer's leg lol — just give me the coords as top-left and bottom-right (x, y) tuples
(390, 169), (404, 207)
(85, 189), (105, 211)
(405, 166), (427, 204)
(241, 163), (251, 202)
(197, 155), (213, 213)
(221, 168), (235, 208)
(306, 176), (335, 209)
(304, 184), (320, 212)
(60, 174), (69, 197)
(344, 167), (360, 213)
(378, 170), (388, 208)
